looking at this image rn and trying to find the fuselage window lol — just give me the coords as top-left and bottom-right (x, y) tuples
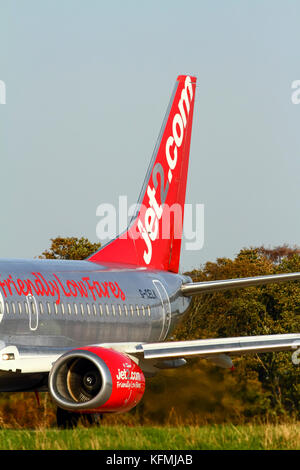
(136, 305), (140, 317)
(31, 301), (36, 314)
(18, 302), (22, 314)
(105, 304), (109, 316)
(67, 303), (72, 315)
(92, 304), (97, 316)
(99, 304), (103, 316)
(80, 303), (84, 316)
(124, 305), (128, 316)
(54, 303), (58, 315)
(5, 302), (9, 314)
(130, 305), (134, 316)
(118, 304), (122, 316)
(24, 301), (28, 314)
(39, 302), (44, 314)
(147, 305), (151, 317)
(112, 304), (116, 316)
(87, 304), (91, 316)
(74, 303), (78, 315)
(47, 302), (51, 314)
(11, 302), (16, 314)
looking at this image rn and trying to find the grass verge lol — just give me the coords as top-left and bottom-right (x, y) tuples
(0, 423), (299, 450)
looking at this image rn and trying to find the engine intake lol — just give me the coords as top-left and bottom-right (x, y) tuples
(49, 347), (145, 413)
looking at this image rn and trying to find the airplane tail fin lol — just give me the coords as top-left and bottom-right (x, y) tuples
(88, 75), (197, 273)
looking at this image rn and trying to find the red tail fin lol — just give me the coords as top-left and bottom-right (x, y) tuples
(89, 75), (197, 272)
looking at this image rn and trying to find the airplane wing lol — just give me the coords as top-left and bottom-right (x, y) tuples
(129, 334), (300, 368)
(1, 332), (299, 376)
(180, 272), (300, 296)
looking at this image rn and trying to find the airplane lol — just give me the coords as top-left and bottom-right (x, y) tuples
(0, 74), (299, 428)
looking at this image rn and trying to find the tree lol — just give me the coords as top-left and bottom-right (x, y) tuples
(256, 244), (300, 265)
(173, 247), (300, 419)
(39, 236), (101, 260)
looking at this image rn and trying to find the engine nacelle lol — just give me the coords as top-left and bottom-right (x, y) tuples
(48, 346), (145, 413)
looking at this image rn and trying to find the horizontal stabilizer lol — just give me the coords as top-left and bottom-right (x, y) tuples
(181, 272), (300, 296)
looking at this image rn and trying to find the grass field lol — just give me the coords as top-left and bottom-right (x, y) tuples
(0, 423), (299, 450)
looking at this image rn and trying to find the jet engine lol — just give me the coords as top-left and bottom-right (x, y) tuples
(48, 346), (145, 413)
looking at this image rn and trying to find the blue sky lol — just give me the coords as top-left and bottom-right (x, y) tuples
(0, 0), (300, 272)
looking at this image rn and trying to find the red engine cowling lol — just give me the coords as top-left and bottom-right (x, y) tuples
(48, 346), (145, 413)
